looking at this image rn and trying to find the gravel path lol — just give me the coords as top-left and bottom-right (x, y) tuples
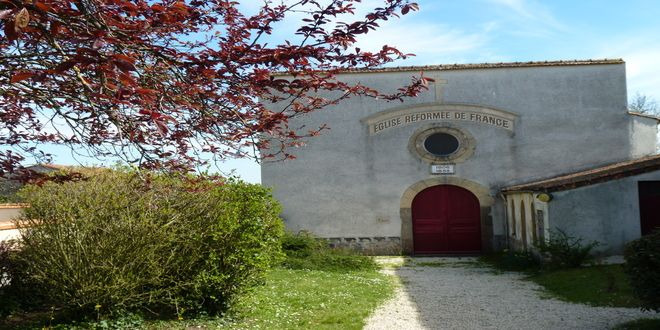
(364, 257), (658, 330)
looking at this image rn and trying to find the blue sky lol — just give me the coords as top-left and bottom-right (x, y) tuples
(46, 0), (660, 182)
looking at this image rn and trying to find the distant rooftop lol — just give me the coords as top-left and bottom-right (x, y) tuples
(502, 154), (660, 193)
(26, 163), (68, 170)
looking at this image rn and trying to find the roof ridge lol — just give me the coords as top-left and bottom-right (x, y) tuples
(272, 58), (625, 76)
(628, 111), (660, 121)
(502, 153), (660, 193)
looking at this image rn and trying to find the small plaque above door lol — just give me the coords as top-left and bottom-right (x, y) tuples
(431, 164), (455, 175)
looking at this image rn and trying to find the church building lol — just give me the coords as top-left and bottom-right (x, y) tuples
(261, 59), (660, 255)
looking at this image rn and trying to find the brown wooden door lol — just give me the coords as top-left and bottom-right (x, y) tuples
(412, 185), (481, 254)
(639, 181), (660, 235)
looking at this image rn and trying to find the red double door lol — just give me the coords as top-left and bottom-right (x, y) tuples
(412, 185), (481, 254)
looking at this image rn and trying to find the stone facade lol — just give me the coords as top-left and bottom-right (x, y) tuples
(262, 59), (659, 255)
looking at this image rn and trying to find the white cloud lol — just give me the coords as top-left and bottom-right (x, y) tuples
(488, 0), (534, 18)
(485, 0), (567, 36)
(250, 1), (491, 65)
(595, 36), (660, 102)
(354, 22), (486, 64)
(350, 5), (492, 65)
(623, 49), (660, 97)
(481, 21), (500, 33)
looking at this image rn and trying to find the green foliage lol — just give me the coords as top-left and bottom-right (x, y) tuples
(623, 230), (660, 312)
(281, 230), (326, 252)
(2, 170), (284, 320)
(281, 231), (378, 272)
(0, 241), (20, 316)
(536, 229), (599, 269)
(529, 265), (641, 308)
(479, 250), (540, 272)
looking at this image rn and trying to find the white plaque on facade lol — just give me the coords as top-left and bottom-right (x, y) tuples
(431, 164), (455, 175)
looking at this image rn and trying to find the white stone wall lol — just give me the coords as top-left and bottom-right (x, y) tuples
(505, 192), (549, 250)
(548, 170), (660, 255)
(262, 62), (656, 252)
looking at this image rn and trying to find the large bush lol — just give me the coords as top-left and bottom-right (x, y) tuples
(624, 230), (660, 312)
(2, 170), (283, 319)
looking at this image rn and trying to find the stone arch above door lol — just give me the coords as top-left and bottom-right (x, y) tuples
(400, 177), (495, 254)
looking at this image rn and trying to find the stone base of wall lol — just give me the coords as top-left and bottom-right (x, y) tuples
(324, 235), (507, 256)
(326, 236), (402, 255)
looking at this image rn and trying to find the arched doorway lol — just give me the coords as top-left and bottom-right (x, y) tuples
(412, 185), (481, 254)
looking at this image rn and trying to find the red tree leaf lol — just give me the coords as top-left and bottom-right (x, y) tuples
(111, 54), (137, 72)
(112, 54), (136, 64)
(10, 72), (36, 83)
(34, 2), (53, 13)
(54, 61), (76, 73)
(0, 0), (427, 174)
(3, 20), (18, 40)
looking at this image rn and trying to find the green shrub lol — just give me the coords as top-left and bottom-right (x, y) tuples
(281, 230), (325, 253)
(0, 240), (13, 290)
(623, 230), (660, 312)
(536, 229), (599, 269)
(0, 241), (20, 316)
(2, 170), (284, 320)
(281, 231), (377, 272)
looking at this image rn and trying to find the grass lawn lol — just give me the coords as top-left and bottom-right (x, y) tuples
(2, 232), (393, 329)
(221, 268), (394, 329)
(4, 267), (394, 329)
(528, 264), (641, 308)
(148, 267), (395, 329)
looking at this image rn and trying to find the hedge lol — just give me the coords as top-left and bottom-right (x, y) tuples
(1, 170), (284, 320)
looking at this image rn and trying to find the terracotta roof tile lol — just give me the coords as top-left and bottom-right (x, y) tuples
(502, 154), (660, 193)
